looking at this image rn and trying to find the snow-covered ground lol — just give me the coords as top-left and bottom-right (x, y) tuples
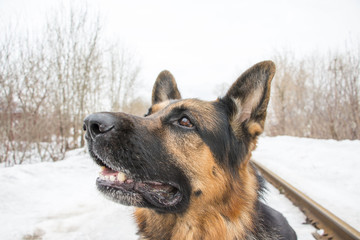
(253, 136), (360, 231)
(0, 145), (317, 240)
(0, 149), (137, 240)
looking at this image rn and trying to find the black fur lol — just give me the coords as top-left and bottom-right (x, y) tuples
(84, 61), (297, 240)
(85, 112), (191, 213)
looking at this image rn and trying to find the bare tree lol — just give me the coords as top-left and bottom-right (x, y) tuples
(0, 5), (142, 166)
(0, 32), (17, 164)
(46, 6), (104, 150)
(122, 97), (149, 116)
(108, 47), (141, 112)
(266, 45), (360, 140)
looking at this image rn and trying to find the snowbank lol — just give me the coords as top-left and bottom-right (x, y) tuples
(253, 136), (360, 230)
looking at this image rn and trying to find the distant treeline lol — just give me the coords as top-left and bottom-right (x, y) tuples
(1, 6), (359, 166)
(265, 46), (360, 140)
(0, 7), (147, 166)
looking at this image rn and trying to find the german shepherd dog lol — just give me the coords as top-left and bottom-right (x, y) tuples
(83, 61), (297, 239)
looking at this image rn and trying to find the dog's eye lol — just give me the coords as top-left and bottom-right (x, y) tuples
(178, 117), (194, 128)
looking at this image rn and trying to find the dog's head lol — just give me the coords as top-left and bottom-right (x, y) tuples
(83, 61), (275, 214)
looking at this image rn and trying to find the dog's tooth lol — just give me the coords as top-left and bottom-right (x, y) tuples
(99, 166), (106, 174)
(109, 175), (116, 182)
(117, 172), (127, 182)
(105, 175), (110, 180)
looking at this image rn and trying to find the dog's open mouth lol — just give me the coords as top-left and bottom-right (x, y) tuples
(97, 166), (182, 208)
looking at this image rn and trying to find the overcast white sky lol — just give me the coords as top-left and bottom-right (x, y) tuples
(1, 0), (360, 100)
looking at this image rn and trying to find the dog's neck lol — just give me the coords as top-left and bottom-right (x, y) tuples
(134, 165), (260, 240)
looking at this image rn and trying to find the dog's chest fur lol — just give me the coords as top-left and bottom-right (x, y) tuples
(135, 208), (279, 240)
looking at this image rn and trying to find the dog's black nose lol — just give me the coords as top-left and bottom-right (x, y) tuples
(83, 113), (116, 139)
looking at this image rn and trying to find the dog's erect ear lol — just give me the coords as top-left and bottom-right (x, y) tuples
(223, 61), (275, 138)
(152, 70), (181, 105)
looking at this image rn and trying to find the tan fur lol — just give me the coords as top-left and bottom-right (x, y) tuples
(248, 121), (263, 137)
(135, 137), (259, 240)
(85, 61), (295, 240)
(134, 61), (276, 239)
(150, 100), (171, 114)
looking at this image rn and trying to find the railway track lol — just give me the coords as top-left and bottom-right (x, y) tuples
(252, 160), (360, 240)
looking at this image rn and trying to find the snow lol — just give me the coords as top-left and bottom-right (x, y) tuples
(0, 141), (321, 240)
(253, 136), (360, 231)
(262, 183), (315, 239)
(0, 149), (138, 240)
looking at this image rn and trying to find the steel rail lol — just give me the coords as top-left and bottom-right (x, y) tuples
(252, 160), (360, 240)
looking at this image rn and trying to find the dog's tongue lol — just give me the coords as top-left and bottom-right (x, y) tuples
(135, 181), (180, 207)
(101, 167), (117, 176)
